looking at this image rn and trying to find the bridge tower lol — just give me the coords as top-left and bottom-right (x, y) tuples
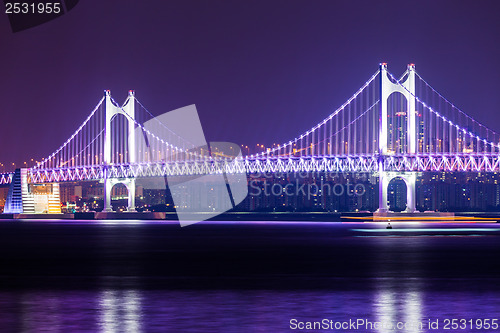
(103, 90), (136, 212)
(378, 63), (417, 212)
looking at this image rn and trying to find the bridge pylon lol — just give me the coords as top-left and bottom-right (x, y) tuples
(378, 63), (417, 212)
(103, 90), (136, 212)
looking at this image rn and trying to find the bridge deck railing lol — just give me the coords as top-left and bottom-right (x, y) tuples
(19, 153), (500, 183)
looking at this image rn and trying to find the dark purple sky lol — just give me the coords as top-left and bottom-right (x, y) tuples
(1, 0), (500, 168)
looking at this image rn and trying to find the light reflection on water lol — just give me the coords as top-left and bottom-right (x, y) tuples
(374, 281), (423, 333)
(0, 280), (498, 332)
(99, 290), (142, 333)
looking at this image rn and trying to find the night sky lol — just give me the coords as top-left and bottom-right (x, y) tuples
(1, 0), (500, 168)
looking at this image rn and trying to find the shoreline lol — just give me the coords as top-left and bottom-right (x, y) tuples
(1, 211), (500, 222)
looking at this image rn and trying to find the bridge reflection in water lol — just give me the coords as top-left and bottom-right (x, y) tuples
(0, 279), (498, 332)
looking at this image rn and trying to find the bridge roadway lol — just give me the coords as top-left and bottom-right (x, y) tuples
(1, 153), (500, 185)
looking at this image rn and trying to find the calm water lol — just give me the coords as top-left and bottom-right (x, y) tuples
(0, 220), (499, 332)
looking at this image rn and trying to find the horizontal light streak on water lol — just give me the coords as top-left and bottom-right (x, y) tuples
(354, 235), (487, 238)
(345, 216), (500, 221)
(352, 228), (500, 233)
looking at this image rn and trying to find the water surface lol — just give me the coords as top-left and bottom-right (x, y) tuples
(0, 220), (499, 332)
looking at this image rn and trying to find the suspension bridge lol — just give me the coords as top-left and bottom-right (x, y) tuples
(2, 63), (500, 215)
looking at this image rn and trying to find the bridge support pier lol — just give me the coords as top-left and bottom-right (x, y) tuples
(104, 178), (113, 212)
(102, 90), (137, 213)
(127, 178), (136, 212)
(378, 172), (417, 213)
(377, 63), (418, 213)
(103, 178), (136, 212)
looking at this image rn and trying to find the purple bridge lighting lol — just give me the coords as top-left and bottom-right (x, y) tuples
(2, 63), (500, 214)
